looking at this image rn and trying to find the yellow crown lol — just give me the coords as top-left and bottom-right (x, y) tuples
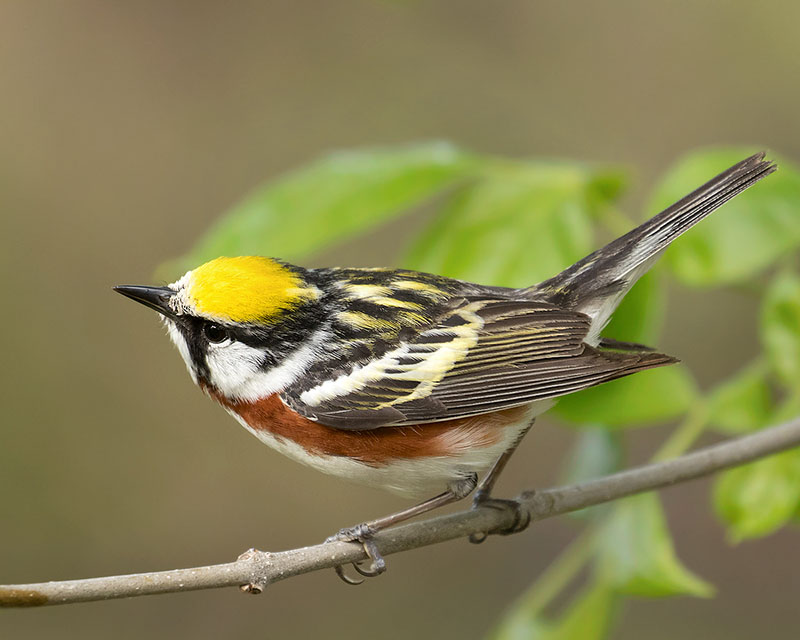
(186, 256), (317, 323)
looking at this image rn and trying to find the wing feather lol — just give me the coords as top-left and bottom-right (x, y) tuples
(281, 298), (676, 430)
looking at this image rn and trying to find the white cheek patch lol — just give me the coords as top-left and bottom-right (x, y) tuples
(205, 341), (264, 398)
(205, 330), (328, 402)
(164, 302), (328, 402)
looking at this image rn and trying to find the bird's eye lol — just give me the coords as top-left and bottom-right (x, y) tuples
(203, 323), (229, 344)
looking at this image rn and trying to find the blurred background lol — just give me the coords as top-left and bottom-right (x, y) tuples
(1, 1), (798, 638)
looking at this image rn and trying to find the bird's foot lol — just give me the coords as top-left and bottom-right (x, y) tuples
(468, 493), (530, 544)
(325, 523), (386, 585)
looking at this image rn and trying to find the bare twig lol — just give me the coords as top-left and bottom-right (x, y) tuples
(2, 416), (799, 608)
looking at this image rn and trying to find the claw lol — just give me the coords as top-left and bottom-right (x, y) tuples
(327, 524), (387, 585)
(334, 564), (365, 585)
(354, 537), (386, 576)
(352, 562), (381, 578)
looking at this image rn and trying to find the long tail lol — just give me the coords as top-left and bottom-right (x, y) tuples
(533, 152), (776, 339)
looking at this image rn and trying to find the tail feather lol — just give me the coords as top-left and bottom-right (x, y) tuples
(533, 152), (776, 330)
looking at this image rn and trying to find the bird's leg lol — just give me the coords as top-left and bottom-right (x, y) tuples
(328, 473), (477, 584)
(471, 447), (516, 505)
(469, 419), (536, 543)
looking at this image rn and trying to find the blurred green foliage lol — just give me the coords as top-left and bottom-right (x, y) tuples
(493, 580), (618, 640)
(707, 360), (773, 434)
(596, 493), (713, 598)
(405, 160), (623, 287)
(164, 143), (800, 640)
(553, 367), (696, 428)
(159, 142), (478, 279)
(761, 269), (800, 386)
(714, 449), (800, 542)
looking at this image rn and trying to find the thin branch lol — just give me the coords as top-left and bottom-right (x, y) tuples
(2, 416), (800, 608)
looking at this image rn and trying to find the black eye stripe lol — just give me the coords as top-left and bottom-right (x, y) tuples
(170, 317), (211, 383)
(169, 287), (326, 388)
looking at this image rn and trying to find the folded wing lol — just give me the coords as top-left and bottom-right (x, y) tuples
(281, 298), (676, 430)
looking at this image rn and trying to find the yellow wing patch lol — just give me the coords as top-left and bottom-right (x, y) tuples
(301, 305), (484, 409)
(391, 278), (447, 297)
(186, 256), (317, 323)
(340, 282), (425, 310)
(336, 311), (401, 330)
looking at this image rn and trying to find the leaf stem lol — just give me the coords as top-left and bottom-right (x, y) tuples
(651, 401), (710, 462)
(511, 528), (597, 617)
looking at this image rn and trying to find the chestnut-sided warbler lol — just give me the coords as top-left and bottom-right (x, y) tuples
(116, 152), (775, 580)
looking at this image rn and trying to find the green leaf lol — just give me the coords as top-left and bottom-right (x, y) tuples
(561, 429), (622, 520)
(562, 429), (622, 484)
(761, 270), (800, 386)
(160, 142), (478, 279)
(492, 582), (617, 640)
(602, 270), (666, 345)
(546, 585), (617, 640)
(585, 169), (628, 212)
(405, 161), (625, 288)
(553, 366), (697, 428)
(649, 148), (800, 286)
(492, 616), (551, 640)
(597, 493), (714, 597)
(773, 393), (800, 424)
(714, 448), (800, 541)
(707, 361), (772, 434)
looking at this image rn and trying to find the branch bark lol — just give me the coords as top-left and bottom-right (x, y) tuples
(3, 416), (800, 608)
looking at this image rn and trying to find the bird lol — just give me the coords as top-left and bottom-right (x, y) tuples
(115, 152), (775, 582)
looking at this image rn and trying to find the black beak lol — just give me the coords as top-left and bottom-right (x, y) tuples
(114, 285), (177, 319)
